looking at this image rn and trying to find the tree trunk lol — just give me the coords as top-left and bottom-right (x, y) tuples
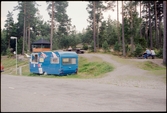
(130, 1), (134, 53)
(145, 5), (149, 47)
(140, 1), (141, 18)
(7, 29), (10, 49)
(135, 1), (137, 12)
(97, 5), (99, 50)
(97, 21), (99, 49)
(25, 26), (27, 52)
(50, 1), (54, 51)
(117, 1), (120, 44)
(140, 1), (142, 38)
(155, 1), (158, 48)
(93, 1), (96, 52)
(28, 24), (30, 53)
(149, 2), (153, 49)
(122, 1), (126, 57)
(22, 2), (26, 54)
(159, 18), (162, 48)
(163, 1), (166, 65)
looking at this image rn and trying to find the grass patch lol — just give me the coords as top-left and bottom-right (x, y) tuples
(77, 56), (114, 78)
(1, 55), (114, 79)
(109, 54), (166, 76)
(137, 61), (166, 71)
(1, 56), (29, 75)
(136, 61), (166, 77)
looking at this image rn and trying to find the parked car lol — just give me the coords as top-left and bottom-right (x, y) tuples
(1, 63), (4, 72)
(75, 48), (84, 54)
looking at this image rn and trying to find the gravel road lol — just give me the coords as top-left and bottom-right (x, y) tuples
(1, 53), (166, 112)
(79, 53), (166, 89)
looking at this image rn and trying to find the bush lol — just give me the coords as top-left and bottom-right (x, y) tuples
(133, 44), (143, 57)
(134, 37), (147, 49)
(155, 48), (163, 58)
(6, 48), (13, 58)
(102, 40), (110, 53)
(114, 41), (121, 52)
(89, 41), (94, 52)
(83, 44), (88, 50)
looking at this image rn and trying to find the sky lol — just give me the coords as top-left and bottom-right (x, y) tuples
(1, 1), (122, 32)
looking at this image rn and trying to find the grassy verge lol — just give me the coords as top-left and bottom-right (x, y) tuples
(1, 56), (29, 75)
(1, 55), (114, 79)
(76, 56), (114, 78)
(108, 54), (166, 75)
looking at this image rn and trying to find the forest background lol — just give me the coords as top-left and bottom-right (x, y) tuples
(1, 1), (166, 65)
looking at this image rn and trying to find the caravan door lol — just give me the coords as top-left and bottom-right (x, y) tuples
(29, 53), (42, 74)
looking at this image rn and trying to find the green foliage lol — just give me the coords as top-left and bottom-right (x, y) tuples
(1, 1), (164, 59)
(83, 43), (88, 50)
(106, 19), (118, 46)
(99, 21), (107, 48)
(134, 37), (147, 49)
(126, 44), (130, 54)
(133, 44), (143, 57)
(114, 41), (121, 52)
(6, 48), (13, 58)
(89, 41), (94, 52)
(155, 48), (163, 58)
(102, 40), (110, 52)
(1, 30), (8, 55)
(81, 28), (93, 44)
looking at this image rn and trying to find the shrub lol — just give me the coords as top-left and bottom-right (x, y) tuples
(83, 43), (88, 50)
(6, 48), (13, 58)
(102, 40), (109, 53)
(114, 41), (121, 52)
(155, 48), (163, 58)
(133, 44), (143, 57)
(89, 41), (94, 52)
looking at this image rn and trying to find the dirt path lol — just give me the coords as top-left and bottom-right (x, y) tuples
(79, 53), (166, 90)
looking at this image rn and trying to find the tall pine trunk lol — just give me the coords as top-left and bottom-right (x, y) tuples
(97, 21), (99, 49)
(50, 1), (54, 51)
(163, 1), (166, 65)
(28, 23), (30, 53)
(117, 1), (120, 44)
(145, 4), (149, 47)
(93, 1), (96, 52)
(25, 26), (27, 52)
(122, 1), (125, 57)
(155, 1), (158, 48)
(159, 17), (162, 48)
(140, 1), (142, 37)
(22, 2), (26, 54)
(7, 28), (10, 49)
(149, 2), (153, 49)
(130, 1), (134, 53)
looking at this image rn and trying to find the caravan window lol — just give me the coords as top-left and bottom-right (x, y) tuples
(51, 57), (59, 64)
(62, 58), (76, 65)
(31, 53), (38, 63)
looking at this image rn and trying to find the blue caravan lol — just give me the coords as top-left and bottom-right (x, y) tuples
(29, 51), (78, 75)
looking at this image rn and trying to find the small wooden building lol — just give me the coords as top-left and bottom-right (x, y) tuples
(31, 38), (50, 52)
